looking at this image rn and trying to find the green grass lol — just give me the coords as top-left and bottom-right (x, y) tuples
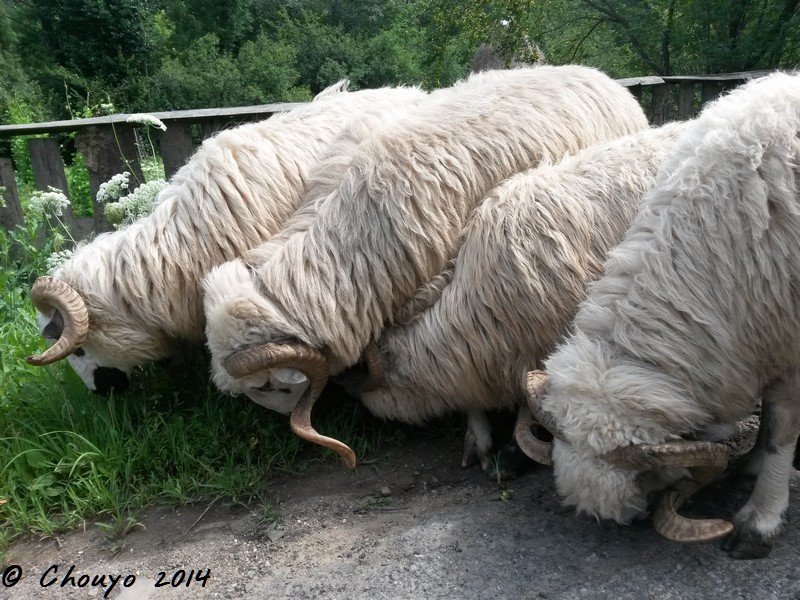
(0, 323), (390, 544)
(0, 230), (395, 548)
(0, 215), (466, 555)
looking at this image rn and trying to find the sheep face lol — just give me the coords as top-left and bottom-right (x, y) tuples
(228, 366), (309, 414)
(541, 332), (708, 525)
(204, 260), (317, 413)
(35, 308), (132, 395)
(551, 437), (686, 524)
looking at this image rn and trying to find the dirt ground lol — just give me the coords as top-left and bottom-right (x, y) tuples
(4, 424), (800, 600)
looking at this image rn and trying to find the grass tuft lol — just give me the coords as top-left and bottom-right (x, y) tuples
(0, 263), (388, 548)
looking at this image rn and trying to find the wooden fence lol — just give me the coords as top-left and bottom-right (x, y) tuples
(0, 71), (771, 240)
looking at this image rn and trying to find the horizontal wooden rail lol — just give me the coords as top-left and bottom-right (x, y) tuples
(0, 70), (778, 240)
(0, 102), (306, 138)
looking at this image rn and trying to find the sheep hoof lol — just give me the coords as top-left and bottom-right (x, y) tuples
(460, 436), (492, 471)
(721, 525), (774, 559)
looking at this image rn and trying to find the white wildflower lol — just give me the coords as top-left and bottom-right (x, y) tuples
(46, 249), (74, 274)
(126, 113), (167, 131)
(105, 179), (167, 229)
(27, 187), (70, 218)
(97, 172), (131, 204)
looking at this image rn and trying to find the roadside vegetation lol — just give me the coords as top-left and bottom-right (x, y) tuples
(1, 0), (797, 552)
(0, 179), (392, 551)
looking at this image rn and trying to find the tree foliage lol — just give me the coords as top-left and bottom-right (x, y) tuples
(0, 0), (798, 126)
(539, 0), (800, 75)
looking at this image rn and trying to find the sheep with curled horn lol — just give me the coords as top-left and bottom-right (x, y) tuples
(526, 71), (800, 558)
(27, 82), (430, 394)
(344, 121), (690, 473)
(203, 65), (648, 468)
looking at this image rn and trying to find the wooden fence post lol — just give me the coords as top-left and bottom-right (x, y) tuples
(701, 81), (721, 106)
(27, 138), (80, 232)
(75, 123), (144, 233)
(0, 157), (24, 230)
(650, 83), (670, 125)
(159, 122), (195, 180)
(677, 82), (696, 119)
(200, 118), (230, 142)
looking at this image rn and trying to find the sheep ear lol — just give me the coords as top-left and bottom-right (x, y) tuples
(42, 309), (64, 341)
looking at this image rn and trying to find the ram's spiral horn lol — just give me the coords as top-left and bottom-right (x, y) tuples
(652, 475), (734, 542)
(599, 439), (730, 470)
(27, 277), (89, 366)
(524, 370), (562, 440)
(223, 342), (356, 468)
(601, 440), (732, 542)
(525, 365), (732, 542)
(514, 404), (553, 466)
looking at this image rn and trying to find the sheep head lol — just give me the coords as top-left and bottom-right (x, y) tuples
(27, 276), (146, 395)
(526, 369), (733, 543)
(27, 277), (89, 365)
(223, 342), (356, 469)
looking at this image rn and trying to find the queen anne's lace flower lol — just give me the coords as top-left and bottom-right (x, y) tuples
(96, 172), (131, 204)
(46, 249), (74, 274)
(27, 187), (70, 218)
(126, 113), (167, 131)
(104, 179), (167, 229)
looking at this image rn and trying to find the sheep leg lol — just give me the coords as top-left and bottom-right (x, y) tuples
(723, 371), (800, 559)
(462, 411), (493, 471)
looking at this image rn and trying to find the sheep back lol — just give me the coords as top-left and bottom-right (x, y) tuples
(360, 121), (690, 424)
(208, 65), (649, 375)
(52, 83), (428, 372)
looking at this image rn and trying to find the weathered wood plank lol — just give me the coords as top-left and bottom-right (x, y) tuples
(159, 123), (194, 180)
(75, 124), (145, 233)
(72, 217), (95, 241)
(27, 138), (79, 231)
(617, 76), (665, 87)
(626, 84), (643, 102)
(677, 82), (696, 119)
(0, 102), (304, 138)
(701, 81), (721, 105)
(200, 118), (231, 142)
(650, 83), (670, 125)
(0, 71), (773, 139)
(661, 70), (772, 83)
(0, 157), (24, 230)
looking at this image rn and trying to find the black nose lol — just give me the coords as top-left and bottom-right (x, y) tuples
(92, 367), (130, 396)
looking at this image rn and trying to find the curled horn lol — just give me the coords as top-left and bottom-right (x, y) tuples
(514, 404), (552, 466)
(602, 441), (732, 543)
(26, 277), (89, 366)
(223, 342), (356, 469)
(599, 440), (730, 471)
(525, 370), (562, 438)
(652, 467), (733, 542)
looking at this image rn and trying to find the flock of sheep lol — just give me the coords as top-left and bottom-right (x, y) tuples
(25, 64), (800, 560)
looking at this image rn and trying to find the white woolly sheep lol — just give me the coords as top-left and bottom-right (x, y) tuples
(27, 82), (429, 393)
(527, 71), (800, 558)
(203, 65), (648, 467)
(351, 121), (689, 472)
